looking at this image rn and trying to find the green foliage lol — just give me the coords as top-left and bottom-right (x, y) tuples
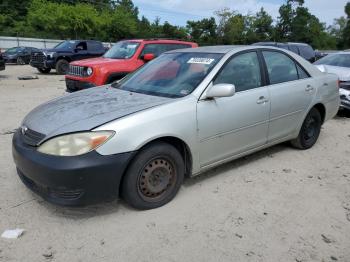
(0, 0), (347, 50)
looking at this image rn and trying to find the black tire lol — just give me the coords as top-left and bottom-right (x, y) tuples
(55, 59), (69, 74)
(291, 108), (322, 149)
(121, 142), (185, 210)
(16, 56), (25, 65)
(37, 68), (51, 74)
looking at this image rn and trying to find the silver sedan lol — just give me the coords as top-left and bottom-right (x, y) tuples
(12, 46), (340, 209)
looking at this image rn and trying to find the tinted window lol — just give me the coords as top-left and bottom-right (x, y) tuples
(76, 42), (87, 51)
(141, 44), (191, 57)
(263, 51), (299, 84)
(88, 41), (103, 51)
(277, 43), (289, 50)
(289, 45), (299, 54)
(298, 45), (314, 60)
(314, 54), (350, 68)
(297, 64), (309, 79)
(214, 52), (262, 92)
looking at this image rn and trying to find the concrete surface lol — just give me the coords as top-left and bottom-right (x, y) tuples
(0, 65), (349, 262)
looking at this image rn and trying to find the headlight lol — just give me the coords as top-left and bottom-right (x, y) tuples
(37, 131), (114, 156)
(43, 52), (55, 59)
(86, 67), (93, 76)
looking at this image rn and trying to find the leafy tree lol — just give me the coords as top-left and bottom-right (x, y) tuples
(342, 2), (350, 48)
(187, 17), (217, 45)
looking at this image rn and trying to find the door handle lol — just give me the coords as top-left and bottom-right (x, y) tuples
(305, 85), (314, 92)
(257, 96), (269, 104)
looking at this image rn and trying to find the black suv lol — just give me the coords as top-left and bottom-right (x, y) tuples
(0, 51), (5, 71)
(252, 42), (316, 62)
(30, 40), (106, 74)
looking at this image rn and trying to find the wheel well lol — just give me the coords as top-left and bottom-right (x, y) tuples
(140, 137), (193, 177)
(313, 103), (326, 124)
(56, 56), (71, 62)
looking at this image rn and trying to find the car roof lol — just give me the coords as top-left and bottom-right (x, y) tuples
(168, 45), (246, 54)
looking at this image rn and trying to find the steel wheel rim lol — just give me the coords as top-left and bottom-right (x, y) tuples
(137, 157), (177, 201)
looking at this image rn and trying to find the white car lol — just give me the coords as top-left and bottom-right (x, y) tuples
(13, 46), (340, 209)
(314, 52), (350, 111)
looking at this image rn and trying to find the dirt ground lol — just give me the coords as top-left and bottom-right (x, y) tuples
(0, 65), (349, 262)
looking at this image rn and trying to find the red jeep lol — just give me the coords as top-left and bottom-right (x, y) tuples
(65, 39), (198, 92)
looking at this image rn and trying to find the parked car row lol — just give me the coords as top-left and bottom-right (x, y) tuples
(65, 39), (198, 92)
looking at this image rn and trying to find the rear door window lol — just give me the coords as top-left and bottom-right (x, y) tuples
(262, 51), (299, 84)
(298, 45), (315, 61)
(88, 41), (103, 51)
(289, 45), (299, 55)
(296, 64), (310, 79)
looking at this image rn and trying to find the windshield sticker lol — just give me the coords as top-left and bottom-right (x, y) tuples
(187, 58), (215, 64)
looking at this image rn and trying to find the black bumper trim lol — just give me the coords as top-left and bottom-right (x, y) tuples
(65, 78), (96, 92)
(12, 130), (136, 206)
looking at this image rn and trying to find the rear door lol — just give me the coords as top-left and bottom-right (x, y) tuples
(261, 50), (314, 142)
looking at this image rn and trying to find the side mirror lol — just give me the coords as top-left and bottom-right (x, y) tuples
(142, 53), (155, 62)
(205, 83), (235, 99)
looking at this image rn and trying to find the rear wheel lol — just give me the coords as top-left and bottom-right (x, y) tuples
(37, 68), (51, 74)
(55, 59), (69, 74)
(291, 108), (322, 149)
(121, 142), (184, 210)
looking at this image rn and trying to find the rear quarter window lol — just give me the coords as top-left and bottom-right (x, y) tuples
(298, 45), (315, 61)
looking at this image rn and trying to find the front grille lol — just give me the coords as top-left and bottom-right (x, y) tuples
(68, 65), (85, 77)
(22, 128), (45, 146)
(31, 52), (45, 63)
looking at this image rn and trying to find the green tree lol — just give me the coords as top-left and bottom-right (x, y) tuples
(186, 17), (217, 45)
(342, 2), (350, 48)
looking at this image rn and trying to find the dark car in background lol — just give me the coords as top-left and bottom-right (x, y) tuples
(3, 46), (40, 65)
(30, 40), (106, 74)
(252, 42), (316, 62)
(0, 51), (5, 71)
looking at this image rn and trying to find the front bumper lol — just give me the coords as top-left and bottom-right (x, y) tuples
(65, 78), (96, 92)
(12, 130), (136, 206)
(30, 59), (55, 69)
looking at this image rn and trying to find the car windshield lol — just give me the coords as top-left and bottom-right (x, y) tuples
(113, 52), (223, 98)
(54, 41), (75, 49)
(5, 47), (25, 54)
(103, 41), (140, 59)
(314, 54), (350, 68)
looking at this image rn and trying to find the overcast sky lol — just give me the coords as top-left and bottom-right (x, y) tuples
(133, 0), (348, 26)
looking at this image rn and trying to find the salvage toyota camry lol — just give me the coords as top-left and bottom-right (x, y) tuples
(13, 46), (340, 209)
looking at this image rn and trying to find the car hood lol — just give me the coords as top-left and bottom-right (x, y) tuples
(70, 57), (125, 67)
(315, 64), (350, 81)
(22, 87), (172, 143)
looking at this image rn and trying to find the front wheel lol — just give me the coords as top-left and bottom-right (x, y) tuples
(121, 142), (185, 210)
(55, 59), (69, 74)
(291, 108), (322, 149)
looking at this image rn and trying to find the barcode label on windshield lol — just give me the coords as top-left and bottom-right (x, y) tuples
(187, 58), (215, 64)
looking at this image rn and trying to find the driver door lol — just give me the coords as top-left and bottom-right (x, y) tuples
(197, 51), (270, 168)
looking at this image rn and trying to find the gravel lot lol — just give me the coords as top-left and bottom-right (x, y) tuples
(0, 65), (350, 262)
